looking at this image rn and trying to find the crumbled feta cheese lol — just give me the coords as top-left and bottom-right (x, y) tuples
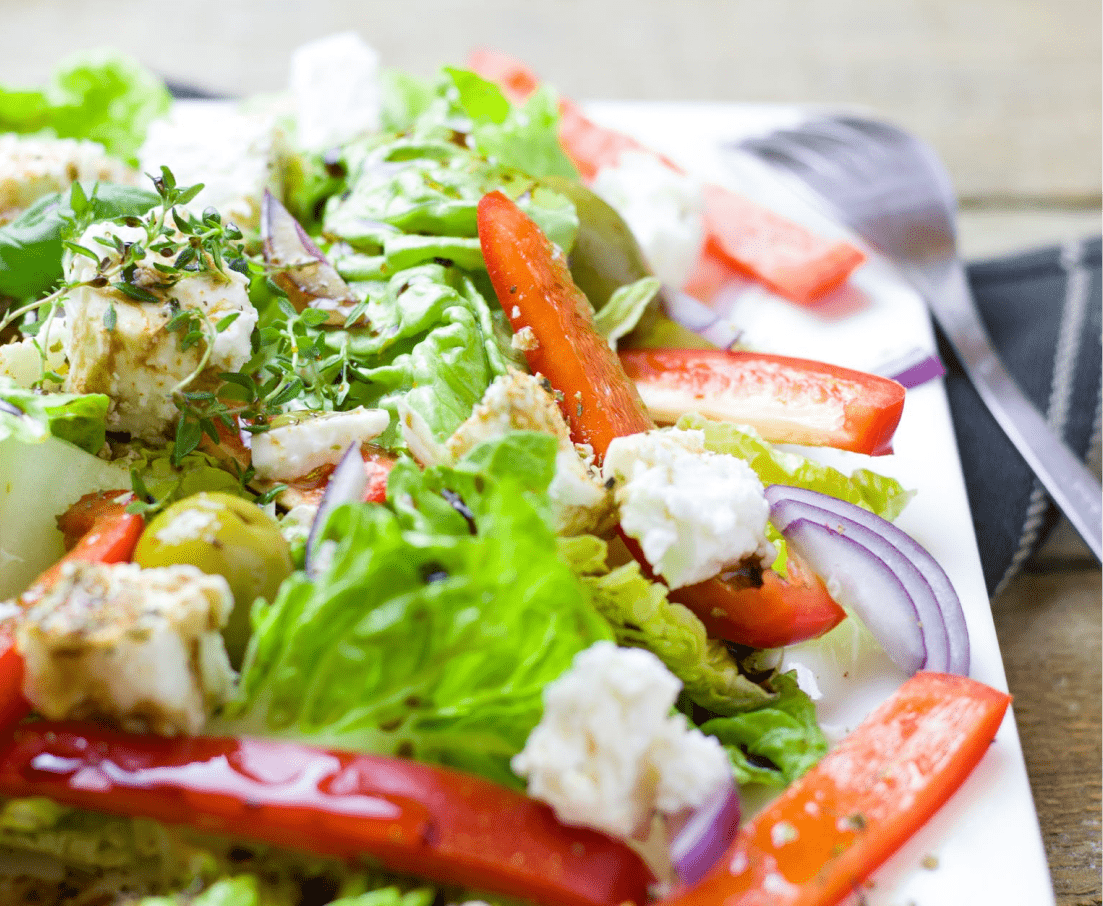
(290, 32), (382, 151)
(16, 561), (235, 736)
(0, 134), (135, 225)
(512, 641), (731, 839)
(446, 371), (615, 536)
(62, 222), (257, 441)
(603, 428), (776, 588)
(590, 151), (705, 288)
(250, 407), (390, 481)
(139, 104), (287, 230)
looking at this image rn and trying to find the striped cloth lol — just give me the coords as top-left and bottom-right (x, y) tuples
(944, 237), (1102, 596)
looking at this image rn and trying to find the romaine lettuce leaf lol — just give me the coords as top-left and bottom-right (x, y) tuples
(221, 434), (613, 787)
(0, 50), (171, 163)
(699, 670), (828, 788)
(676, 414), (914, 520)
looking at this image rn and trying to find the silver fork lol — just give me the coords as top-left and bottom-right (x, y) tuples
(736, 115), (1102, 563)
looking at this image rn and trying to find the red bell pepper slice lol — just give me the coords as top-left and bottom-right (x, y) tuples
(478, 189), (654, 458)
(0, 626), (26, 733)
(700, 184), (867, 306)
(670, 554), (845, 651)
(32, 490), (144, 595)
(0, 722), (652, 906)
(467, 50), (865, 306)
(664, 672), (1011, 906)
(478, 191), (844, 648)
(620, 348), (906, 456)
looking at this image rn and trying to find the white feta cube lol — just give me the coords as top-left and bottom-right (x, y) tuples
(62, 222), (257, 441)
(139, 103), (287, 231)
(290, 32), (383, 152)
(249, 407), (391, 481)
(512, 641), (731, 839)
(16, 561), (235, 736)
(603, 428), (776, 588)
(446, 370), (615, 536)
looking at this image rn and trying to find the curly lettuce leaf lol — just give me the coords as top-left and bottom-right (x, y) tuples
(445, 68), (579, 180)
(677, 414), (914, 520)
(221, 434), (612, 787)
(699, 671), (828, 788)
(330, 264), (515, 444)
(0, 50), (171, 163)
(559, 534), (775, 715)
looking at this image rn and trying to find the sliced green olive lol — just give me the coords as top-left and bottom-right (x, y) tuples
(541, 175), (655, 311)
(541, 176), (714, 351)
(134, 492), (293, 667)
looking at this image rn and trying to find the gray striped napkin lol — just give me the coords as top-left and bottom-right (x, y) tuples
(947, 237), (1102, 595)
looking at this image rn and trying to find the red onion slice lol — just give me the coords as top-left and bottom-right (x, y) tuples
(777, 516), (927, 674)
(305, 443), (367, 577)
(669, 777), (741, 886)
(874, 347), (946, 389)
(766, 485), (969, 675)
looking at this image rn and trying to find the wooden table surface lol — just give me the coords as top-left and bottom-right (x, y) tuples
(2, 2), (1100, 903)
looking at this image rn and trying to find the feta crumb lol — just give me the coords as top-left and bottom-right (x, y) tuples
(290, 32), (382, 151)
(511, 641), (731, 840)
(446, 371), (615, 536)
(16, 561), (235, 735)
(0, 134), (135, 225)
(603, 428), (776, 588)
(590, 151), (705, 288)
(250, 407), (390, 481)
(510, 325), (539, 352)
(62, 222), (257, 441)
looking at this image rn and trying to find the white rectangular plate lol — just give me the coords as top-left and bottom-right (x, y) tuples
(582, 100), (1055, 906)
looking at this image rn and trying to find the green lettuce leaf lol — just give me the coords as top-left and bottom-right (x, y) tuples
(0, 50), (171, 163)
(591, 276), (661, 347)
(700, 671), (828, 788)
(677, 414), (914, 520)
(330, 264), (515, 444)
(559, 534), (775, 715)
(446, 68), (579, 180)
(221, 434), (613, 786)
(0, 182), (159, 299)
(0, 377), (109, 453)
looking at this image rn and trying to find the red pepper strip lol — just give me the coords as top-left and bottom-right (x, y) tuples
(478, 189), (654, 459)
(467, 50), (865, 305)
(32, 491), (144, 595)
(478, 191), (844, 648)
(664, 672), (1011, 906)
(0, 626), (27, 733)
(620, 348), (906, 456)
(0, 723), (652, 906)
(700, 184), (867, 306)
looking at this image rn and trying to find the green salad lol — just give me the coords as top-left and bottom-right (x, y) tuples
(0, 35), (927, 906)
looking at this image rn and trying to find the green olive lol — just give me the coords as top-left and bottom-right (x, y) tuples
(543, 176), (715, 351)
(134, 492), (293, 667)
(541, 175), (655, 311)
